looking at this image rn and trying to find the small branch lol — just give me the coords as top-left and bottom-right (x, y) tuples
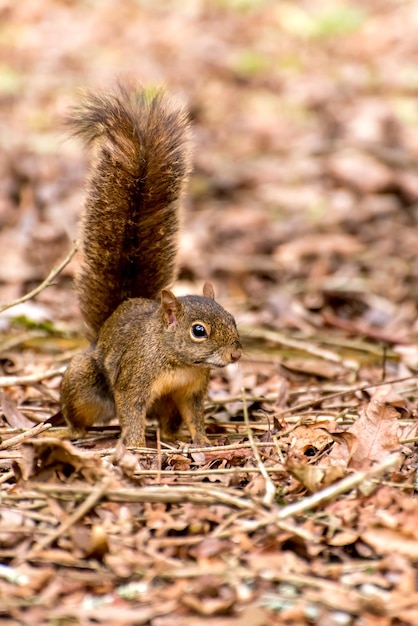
(156, 427), (162, 484)
(0, 470), (14, 484)
(0, 366), (66, 388)
(165, 439), (284, 456)
(30, 482), (259, 511)
(132, 466), (284, 477)
(243, 326), (355, 368)
(0, 422), (52, 450)
(242, 388), (276, 506)
(0, 240), (79, 315)
(29, 475), (113, 555)
(275, 453), (402, 520)
(278, 374), (417, 417)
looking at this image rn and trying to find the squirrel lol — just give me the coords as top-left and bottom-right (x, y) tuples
(61, 83), (242, 448)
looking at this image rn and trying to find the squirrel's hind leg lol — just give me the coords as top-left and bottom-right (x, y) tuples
(62, 349), (115, 435)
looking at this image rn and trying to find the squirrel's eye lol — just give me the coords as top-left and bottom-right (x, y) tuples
(191, 323), (208, 340)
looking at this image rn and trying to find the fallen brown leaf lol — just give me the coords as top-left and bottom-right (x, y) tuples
(181, 577), (236, 616)
(18, 437), (102, 481)
(346, 399), (400, 470)
(288, 461), (345, 493)
(362, 527), (418, 560)
(1, 391), (34, 429)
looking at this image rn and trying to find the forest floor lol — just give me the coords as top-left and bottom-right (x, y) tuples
(1, 1), (418, 624)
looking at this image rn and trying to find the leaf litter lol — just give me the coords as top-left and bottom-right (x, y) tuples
(1, 0), (418, 624)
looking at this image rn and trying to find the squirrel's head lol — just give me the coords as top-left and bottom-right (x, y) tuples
(160, 282), (242, 368)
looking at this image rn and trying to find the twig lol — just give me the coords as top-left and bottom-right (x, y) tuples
(157, 563), (377, 612)
(274, 453), (402, 521)
(322, 311), (410, 345)
(0, 332), (49, 353)
(0, 422), (52, 450)
(0, 240), (79, 314)
(164, 439), (283, 456)
(31, 482), (259, 511)
(156, 427), (162, 484)
(242, 326), (356, 368)
(29, 475), (113, 555)
(0, 366), (66, 388)
(211, 508), (315, 543)
(242, 388), (276, 506)
(305, 332), (398, 356)
(133, 466), (284, 477)
(277, 374), (417, 417)
(0, 470), (14, 484)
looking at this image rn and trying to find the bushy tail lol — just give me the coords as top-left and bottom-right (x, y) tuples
(67, 84), (192, 340)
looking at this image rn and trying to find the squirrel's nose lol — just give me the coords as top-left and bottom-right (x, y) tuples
(230, 348), (242, 363)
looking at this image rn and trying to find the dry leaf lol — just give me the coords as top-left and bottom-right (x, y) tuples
(362, 528), (418, 559)
(327, 150), (394, 193)
(288, 423), (334, 456)
(347, 399), (400, 470)
(327, 431), (359, 468)
(167, 454), (191, 471)
(0, 508), (35, 548)
(281, 358), (346, 379)
(181, 578), (236, 616)
(275, 233), (363, 265)
(1, 391), (34, 429)
(71, 523), (109, 559)
(288, 461), (345, 492)
(18, 437), (102, 481)
(327, 529), (359, 546)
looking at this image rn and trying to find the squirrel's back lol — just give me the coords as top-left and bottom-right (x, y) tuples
(67, 84), (192, 340)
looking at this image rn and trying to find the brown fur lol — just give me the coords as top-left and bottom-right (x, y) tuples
(61, 84), (242, 447)
(66, 84), (191, 341)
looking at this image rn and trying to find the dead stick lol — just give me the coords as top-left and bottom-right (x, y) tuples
(275, 453), (401, 520)
(0, 241), (79, 315)
(0, 422), (52, 450)
(133, 466), (283, 477)
(29, 475), (113, 555)
(242, 388), (276, 506)
(31, 482), (258, 510)
(0, 366), (66, 388)
(243, 326), (354, 367)
(278, 375), (417, 417)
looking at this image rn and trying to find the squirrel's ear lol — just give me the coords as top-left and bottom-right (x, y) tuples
(161, 289), (183, 325)
(203, 281), (215, 300)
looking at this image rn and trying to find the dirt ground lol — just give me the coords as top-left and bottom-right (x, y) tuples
(1, 1), (418, 624)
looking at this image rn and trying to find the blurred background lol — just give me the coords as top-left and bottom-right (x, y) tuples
(1, 0), (418, 344)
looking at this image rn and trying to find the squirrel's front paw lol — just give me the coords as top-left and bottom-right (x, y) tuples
(123, 431), (146, 449)
(192, 433), (211, 447)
